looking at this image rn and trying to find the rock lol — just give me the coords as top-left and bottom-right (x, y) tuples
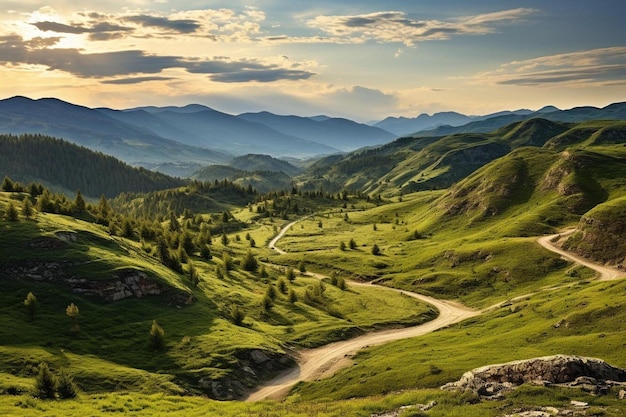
(442, 355), (626, 397)
(250, 350), (271, 364)
(570, 400), (588, 407)
(619, 389), (626, 400)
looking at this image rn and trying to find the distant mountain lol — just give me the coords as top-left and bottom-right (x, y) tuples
(415, 102), (626, 137)
(374, 109), (535, 136)
(0, 133), (185, 197)
(238, 112), (395, 151)
(107, 107), (340, 158)
(0, 97), (229, 171)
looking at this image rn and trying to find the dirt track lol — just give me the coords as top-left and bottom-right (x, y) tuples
(246, 220), (478, 401)
(537, 231), (625, 281)
(247, 224), (625, 402)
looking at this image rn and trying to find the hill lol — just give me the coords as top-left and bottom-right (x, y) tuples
(0, 134), (185, 198)
(191, 154), (300, 193)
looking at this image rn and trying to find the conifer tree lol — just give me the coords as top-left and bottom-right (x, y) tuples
(57, 371), (78, 399)
(24, 292), (37, 321)
(66, 303), (80, 333)
(242, 250), (258, 272)
(21, 196), (34, 219)
(5, 201), (18, 221)
(74, 190), (85, 212)
(34, 362), (57, 399)
(149, 320), (165, 350)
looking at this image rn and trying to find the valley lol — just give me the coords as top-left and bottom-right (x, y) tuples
(1, 109), (626, 416)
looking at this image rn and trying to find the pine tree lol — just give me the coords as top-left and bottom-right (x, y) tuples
(21, 196), (34, 219)
(24, 292), (37, 321)
(288, 288), (298, 304)
(34, 362), (57, 399)
(242, 250), (259, 272)
(349, 238), (357, 249)
(149, 320), (165, 350)
(5, 202), (18, 221)
(66, 303), (80, 333)
(339, 241), (346, 251)
(57, 371), (78, 399)
(372, 244), (381, 256)
(1, 176), (14, 192)
(286, 268), (296, 282)
(74, 190), (85, 212)
(230, 305), (245, 326)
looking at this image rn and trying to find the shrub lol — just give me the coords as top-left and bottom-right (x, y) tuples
(34, 363), (56, 399)
(57, 371), (78, 399)
(230, 305), (245, 326)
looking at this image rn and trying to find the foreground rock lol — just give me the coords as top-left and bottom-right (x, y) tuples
(442, 355), (626, 398)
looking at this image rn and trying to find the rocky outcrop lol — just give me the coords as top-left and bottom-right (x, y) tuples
(67, 269), (166, 302)
(1, 259), (190, 304)
(199, 349), (294, 400)
(442, 355), (626, 398)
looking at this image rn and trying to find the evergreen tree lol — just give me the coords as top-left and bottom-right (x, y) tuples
(230, 305), (245, 326)
(286, 268), (296, 282)
(277, 278), (288, 294)
(21, 196), (34, 219)
(265, 285), (277, 300)
(261, 293), (273, 312)
(66, 303), (80, 333)
(98, 194), (109, 219)
(200, 244), (212, 260)
(288, 288), (298, 304)
(339, 241), (346, 251)
(349, 238), (357, 249)
(24, 292), (37, 321)
(372, 244), (381, 256)
(34, 362), (57, 399)
(242, 250), (259, 272)
(1, 176), (14, 192)
(5, 202), (18, 221)
(149, 320), (165, 350)
(221, 233), (229, 246)
(298, 260), (306, 273)
(74, 190), (85, 212)
(260, 265), (268, 278)
(57, 371), (78, 399)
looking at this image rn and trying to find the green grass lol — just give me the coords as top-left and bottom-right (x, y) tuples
(291, 278), (626, 401)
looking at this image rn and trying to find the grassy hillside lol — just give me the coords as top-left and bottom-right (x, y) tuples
(0, 189), (432, 401)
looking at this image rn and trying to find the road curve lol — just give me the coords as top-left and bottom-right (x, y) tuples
(537, 231), (625, 281)
(246, 219), (478, 402)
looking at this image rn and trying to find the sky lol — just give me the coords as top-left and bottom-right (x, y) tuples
(0, 0), (625, 121)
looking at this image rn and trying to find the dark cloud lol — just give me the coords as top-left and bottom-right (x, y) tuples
(210, 69), (315, 83)
(101, 76), (176, 84)
(32, 20), (133, 41)
(0, 35), (314, 83)
(25, 36), (61, 48)
(33, 21), (89, 34)
(124, 15), (201, 34)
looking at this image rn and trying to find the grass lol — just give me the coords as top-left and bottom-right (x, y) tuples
(291, 278), (626, 402)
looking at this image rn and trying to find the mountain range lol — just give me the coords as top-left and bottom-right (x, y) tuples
(1, 96), (626, 180)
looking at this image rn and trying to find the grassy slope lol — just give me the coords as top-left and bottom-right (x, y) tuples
(0, 192), (432, 399)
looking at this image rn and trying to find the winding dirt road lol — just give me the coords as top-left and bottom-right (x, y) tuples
(246, 220), (479, 401)
(537, 231), (625, 281)
(247, 223), (624, 402)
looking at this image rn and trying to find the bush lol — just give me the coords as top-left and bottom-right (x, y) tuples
(34, 362), (56, 399)
(372, 244), (381, 255)
(57, 371), (78, 399)
(230, 305), (245, 326)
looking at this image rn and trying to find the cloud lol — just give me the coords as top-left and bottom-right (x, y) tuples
(474, 47), (626, 86)
(306, 8), (537, 46)
(123, 15), (201, 34)
(101, 76), (176, 84)
(32, 19), (133, 41)
(0, 35), (315, 82)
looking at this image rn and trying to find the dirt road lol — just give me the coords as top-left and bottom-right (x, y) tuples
(246, 220), (479, 401)
(537, 231), (625, 281)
